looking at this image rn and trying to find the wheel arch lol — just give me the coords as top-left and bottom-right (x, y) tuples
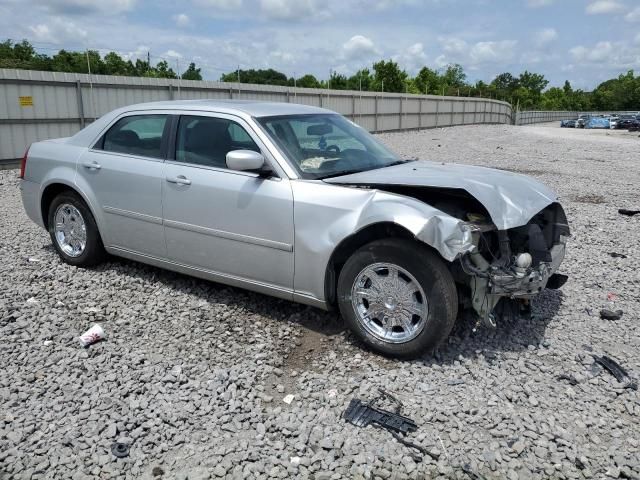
(324, 222), (422, 308)
(40, 181), (98, 231)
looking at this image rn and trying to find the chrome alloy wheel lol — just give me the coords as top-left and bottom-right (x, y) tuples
(54, 203), (87, 258)
(351, 262), (429, 343)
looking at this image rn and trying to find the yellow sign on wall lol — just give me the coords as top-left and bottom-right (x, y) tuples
(19, 96), (34, 107)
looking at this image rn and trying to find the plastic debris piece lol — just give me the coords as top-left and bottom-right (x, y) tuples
(282, 394), (295, 404)
(343, 398), (417, 434)
(556, 374), (579, 386)
(326, 389), (338, 398)
(592, 355), (638, 390)
(79, 324), (105, 347)
(111, 442), (129, 458)
(289, 456), (301, 466)
(599, 309), (623, 321)
(462, 464), (489, 480)
(43, 340), (53, 346)
(618, 209), (640, 216)
(606, 292), (618, 302)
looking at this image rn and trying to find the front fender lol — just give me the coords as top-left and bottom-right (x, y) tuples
(291, 181), (474, 302)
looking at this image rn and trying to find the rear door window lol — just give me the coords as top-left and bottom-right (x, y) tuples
(102, 115), (168, 159)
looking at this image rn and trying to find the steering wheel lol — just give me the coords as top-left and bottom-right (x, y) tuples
(325, 145), (341, 154)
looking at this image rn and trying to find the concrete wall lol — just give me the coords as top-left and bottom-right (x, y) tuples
(0, 68), (513, 161)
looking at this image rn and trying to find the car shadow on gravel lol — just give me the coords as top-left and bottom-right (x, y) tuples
(90, 256), (563, 367)
(423, 288), (565, 366)
(95, 256), (346, 336)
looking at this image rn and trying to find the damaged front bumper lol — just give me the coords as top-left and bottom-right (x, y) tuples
(462, 230), (568, 326)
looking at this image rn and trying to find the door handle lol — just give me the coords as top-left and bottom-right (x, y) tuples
(166, 175), (191, 185)
(83, 161), (101, 170)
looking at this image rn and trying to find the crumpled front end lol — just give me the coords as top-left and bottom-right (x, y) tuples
(454, 202), (570, 325)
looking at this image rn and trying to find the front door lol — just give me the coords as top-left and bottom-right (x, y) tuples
(77, 113), (169, 258)
(161, 113), (295, 293)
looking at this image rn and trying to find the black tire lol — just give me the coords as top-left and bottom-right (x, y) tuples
(337, 238), (458, 358)
(48, 191), (106, 267)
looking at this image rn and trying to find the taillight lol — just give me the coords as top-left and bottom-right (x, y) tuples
(19, 146), (30, 179)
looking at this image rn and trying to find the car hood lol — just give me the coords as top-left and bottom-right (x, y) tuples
(324, 160), (558, 230)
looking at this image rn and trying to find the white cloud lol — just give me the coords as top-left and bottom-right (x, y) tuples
(439, 36), (467, 55)
(44, 0), (136, 15)
(469, 40), (517, 64)
(392, 42), (428, 72)
(28, 17), (88, 44)
(342, 35), (379, 59)
(625, 7), (640, 22)
(586, 0), (624, 15)
(259, 0), (326, 20)
(194, 0), (243, 11)
(535, 28), (558, 47)
(373, 0), (419, 9)
(570, 41), (640, 69)
(173, 13), (190, 27)
(164, 49), (183, 58)
(434, 37), (517, 70)
(527, 0), (554, 7)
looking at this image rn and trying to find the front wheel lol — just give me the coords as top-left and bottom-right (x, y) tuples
(48, 191), (106, 267)
(337, 238), (458, 358)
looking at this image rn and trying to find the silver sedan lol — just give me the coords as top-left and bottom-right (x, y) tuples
(20, 100), (569, 357)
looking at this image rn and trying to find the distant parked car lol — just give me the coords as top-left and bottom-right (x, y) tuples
(576, 115), (591, 128)
(586, 117), (610, 129)
(560, 119), (577, 128)
(19, 100), (570, 358)
(609, 115), (619, 129)
(628, 119), (640, 132)
(615, 115), (639, 130)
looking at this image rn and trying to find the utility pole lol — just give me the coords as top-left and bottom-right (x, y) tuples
(237, 65), (241, 94)
(147, 51), (150, 74)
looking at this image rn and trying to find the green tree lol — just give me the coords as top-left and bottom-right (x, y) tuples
(372, 60), (407, 93)
(154, 60), (177, 79)
(103, 52), (133, 76)
(441, 64), (466, 88)
(295, 74), (320, 88)
(181, 62), (202, 80)
(221, 68), (288, 85)
(347, 69), (374, 91)
(413, 67), (441, 94)
(328, 71), (348, 90)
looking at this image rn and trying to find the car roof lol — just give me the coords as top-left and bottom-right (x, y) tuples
(118, 99), (333, 118)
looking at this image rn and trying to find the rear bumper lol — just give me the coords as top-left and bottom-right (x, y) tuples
(20, 179), (44, 228)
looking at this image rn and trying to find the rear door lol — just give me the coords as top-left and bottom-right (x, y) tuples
(76, 113), (170, 258)
(161, 112), (295, 293)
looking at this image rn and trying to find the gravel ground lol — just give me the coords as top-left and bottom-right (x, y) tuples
(1, 124), (639, 480)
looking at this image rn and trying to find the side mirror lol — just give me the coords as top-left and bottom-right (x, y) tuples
(226, 150), (266, 172)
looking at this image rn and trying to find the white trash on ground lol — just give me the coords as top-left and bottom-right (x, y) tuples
(78, 324), (106, 347)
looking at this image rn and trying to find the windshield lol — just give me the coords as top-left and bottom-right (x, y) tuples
(256, 114), (403, 179)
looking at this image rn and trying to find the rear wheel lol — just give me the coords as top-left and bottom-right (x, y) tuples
(48, 192), (105, 267)
(337, 238), (457, 358)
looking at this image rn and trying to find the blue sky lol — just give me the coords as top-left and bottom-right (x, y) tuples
(1, 0), (639, 90)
